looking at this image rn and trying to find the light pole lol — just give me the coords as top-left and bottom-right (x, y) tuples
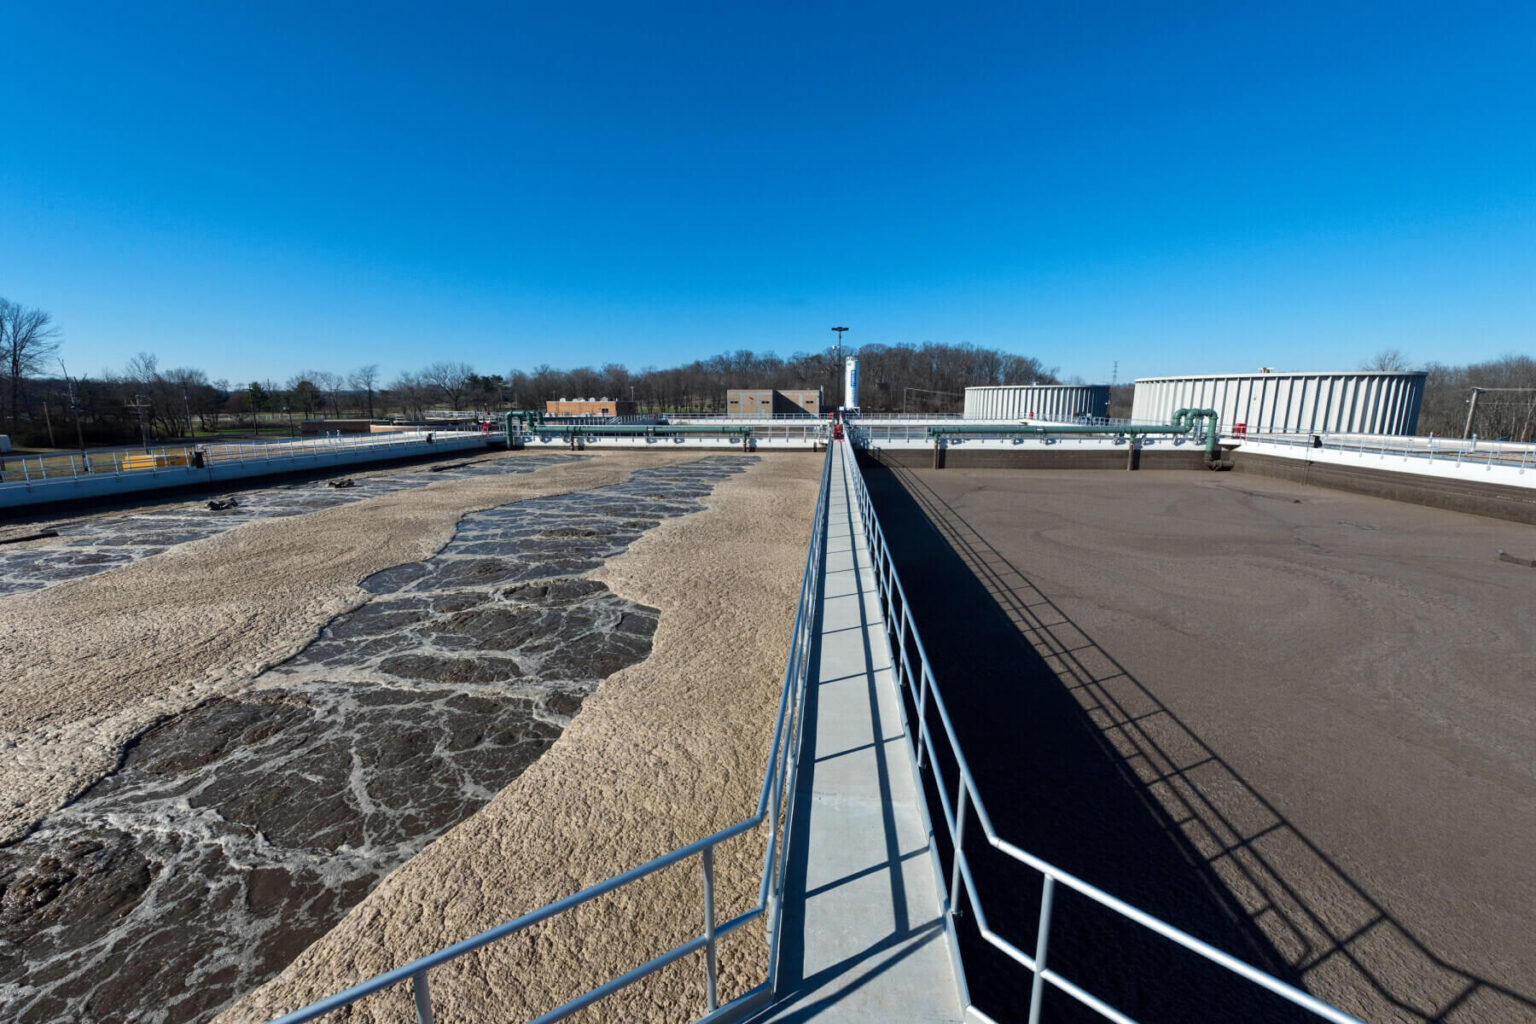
(60, 359), (87, 467)
(831, 326), (849, 409)
(134, 394), (151, 452)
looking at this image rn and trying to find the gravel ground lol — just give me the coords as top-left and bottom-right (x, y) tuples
(218, 452), (821, 1023)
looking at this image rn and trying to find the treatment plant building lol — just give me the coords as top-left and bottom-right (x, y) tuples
(1131, 371), (1426, 436)
(963, 384), (1111, 422)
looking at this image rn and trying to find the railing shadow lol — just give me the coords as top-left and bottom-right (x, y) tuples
(859, 455), (1536, 1024)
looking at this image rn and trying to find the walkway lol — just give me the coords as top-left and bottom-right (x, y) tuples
(756, 441), (962, 1023)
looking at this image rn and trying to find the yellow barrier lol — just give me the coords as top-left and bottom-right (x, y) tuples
(121, 453), (190, 470)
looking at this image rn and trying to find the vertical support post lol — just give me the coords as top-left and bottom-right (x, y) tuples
(702, 846), (719, 1012)
(915, 662), (930, 769)
(1027, 876), (1056, 1024)
(411, 969), (434, 1024)
(949, 786), (968, 915)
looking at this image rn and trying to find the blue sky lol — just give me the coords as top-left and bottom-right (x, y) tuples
(2, 1), (1532, 386)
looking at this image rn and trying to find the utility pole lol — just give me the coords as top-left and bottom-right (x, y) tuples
(1463, 388), (1481, 439)
(134, 394), (151, 452)
(60, 360), (87, 467)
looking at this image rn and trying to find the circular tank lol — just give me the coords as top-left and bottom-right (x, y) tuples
(963, 385), (1110, 422)
(1130, 371), (1425, 435)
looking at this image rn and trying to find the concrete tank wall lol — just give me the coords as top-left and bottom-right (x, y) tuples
(963, 385), (1110, 421)
(1131, 372), (1425, 435)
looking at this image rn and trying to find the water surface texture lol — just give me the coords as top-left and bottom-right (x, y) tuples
(0, 457), (750, 1024)
(0, 453), (583, 597)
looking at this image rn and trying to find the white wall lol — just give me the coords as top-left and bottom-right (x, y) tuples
(964, 385), (1110, 421)
(1131, 372), (1425, 435)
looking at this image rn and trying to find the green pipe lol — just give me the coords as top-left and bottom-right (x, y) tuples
(536, 424), (755, 437)
(927, 407), (1222, 457)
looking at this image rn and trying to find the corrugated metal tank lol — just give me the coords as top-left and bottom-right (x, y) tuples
(1130, 372), (1426, 435)
(963, 385), (1110, 421)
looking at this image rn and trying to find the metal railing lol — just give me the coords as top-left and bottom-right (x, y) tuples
(841, 449), (1367, 1024)
(847, 423), (1212, 447)
(517, 423), (829, 448)
(0, 431), (487, 489)
(1236, 430), (1536, 469)
(663, 412), (825, 421)
(267, 444), (834, 1024)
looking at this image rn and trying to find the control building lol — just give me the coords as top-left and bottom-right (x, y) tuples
(1131, 371), (1425, 435)
(545, 397), (637, 417)
(726, 389), (822, 416)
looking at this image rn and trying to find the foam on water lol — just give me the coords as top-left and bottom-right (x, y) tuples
(0, 453), (584, 597)
(0, 456), (752, 1024)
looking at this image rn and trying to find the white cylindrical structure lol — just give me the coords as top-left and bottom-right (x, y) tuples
(963, 384), (1110, 422)
(1131, 371), (1425, 435)
(844, 356), (860, 410)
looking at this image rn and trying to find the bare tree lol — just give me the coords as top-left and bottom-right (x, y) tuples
(421, 360), (475, 411)
(1364, 349), (1411, 371)
(389, 371), (428, 421)
(315, 371), (347, 417)
(1, 298), (62, 432)
(350, 363), (380, 419)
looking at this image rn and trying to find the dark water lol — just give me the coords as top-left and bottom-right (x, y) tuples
(0, 453), (584, 598)
(0, 456), (752, 1024)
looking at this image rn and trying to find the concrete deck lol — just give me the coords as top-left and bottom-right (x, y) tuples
(756, 442), (962, 1023)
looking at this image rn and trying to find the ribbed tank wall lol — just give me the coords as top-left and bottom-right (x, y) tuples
(963, 385), (1110, 421)
(1130, 373), (1425, 435)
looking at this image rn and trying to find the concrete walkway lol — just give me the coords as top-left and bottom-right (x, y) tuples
(756, 442), (962, 1023)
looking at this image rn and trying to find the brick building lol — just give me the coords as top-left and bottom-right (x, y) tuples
(545, 398), (636, 417)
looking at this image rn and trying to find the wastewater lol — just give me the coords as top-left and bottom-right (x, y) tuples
(0, 456), (752, 1024)
(0, 452), (584, 598)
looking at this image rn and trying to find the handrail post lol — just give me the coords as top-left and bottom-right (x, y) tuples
(949, 786), (968, 915)
(1027, 876), (1056, 1024)
(915, 663), (931, 769)
(702, 845), (718, 1012)
(411, 969), (433, 1024)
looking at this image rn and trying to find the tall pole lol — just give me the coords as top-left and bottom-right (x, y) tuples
(831, 326), (849, 410)
(1463, 387), (1481, 439)
(60, 360), (86, 466)
(134, 394), (151, 452)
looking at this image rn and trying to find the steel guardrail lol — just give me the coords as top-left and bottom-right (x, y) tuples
(266, 443), (835, 1024)
(0, 430), (489, 490)
(840, 448), (1369, 1024)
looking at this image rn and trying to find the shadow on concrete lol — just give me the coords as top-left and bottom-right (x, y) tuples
(764, 486), (953, 1021)
(859, 454), (1536, 1024)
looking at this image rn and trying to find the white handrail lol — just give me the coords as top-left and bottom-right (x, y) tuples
(265, 445), (836, 1024)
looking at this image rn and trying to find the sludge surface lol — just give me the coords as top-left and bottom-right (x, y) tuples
(0, 456), (751, 1024)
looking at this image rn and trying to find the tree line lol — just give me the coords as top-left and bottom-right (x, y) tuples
(2, 295), (1532, 446)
